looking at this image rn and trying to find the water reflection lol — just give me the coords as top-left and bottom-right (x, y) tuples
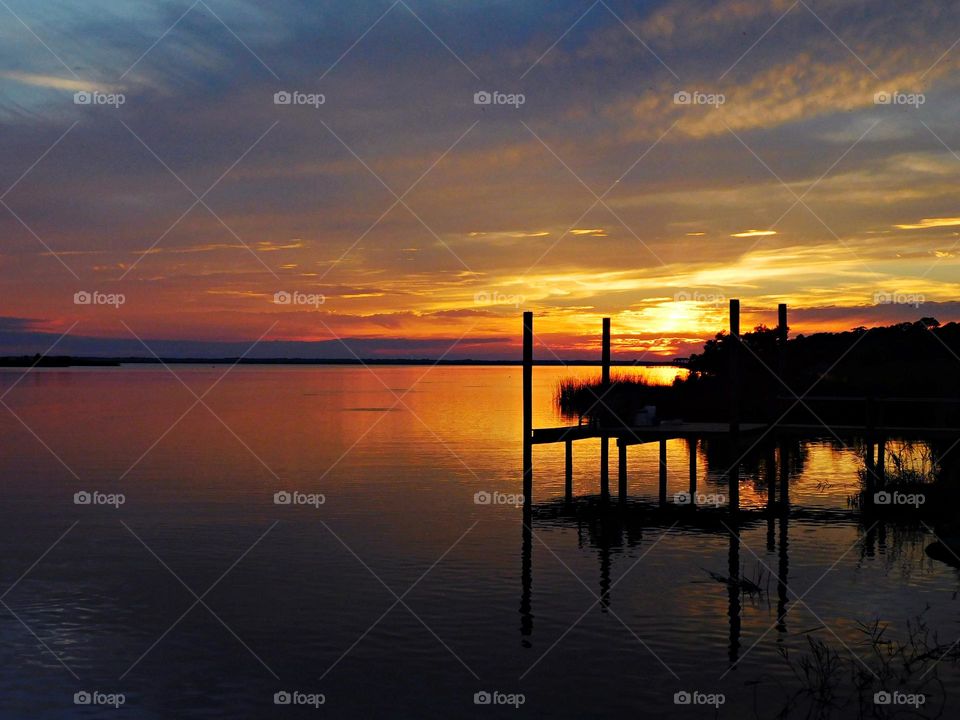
(3, 368), (960, 717)
(777, 515), (789, 637)
(519, 438), (960, 703)
(520, 507), (533, 647)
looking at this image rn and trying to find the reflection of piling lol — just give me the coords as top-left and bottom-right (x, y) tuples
(520, 506), (533, 644)
(565, 439), (573, 502)
(689, 439), (698, 502)
(727, 525), (742, 664)
(778, 441), (790, 509)
(728, 299), (741, 512)
(523, 312), (533, 502)
(600, 438), (610, 501)
(766, 447), (776, 510)
(599, 541), (611, 611)
(600, 434), (610, 501)
(776, 514), (789, 635)
(766, 448), (776, 551)
(659, 439), (668, 507)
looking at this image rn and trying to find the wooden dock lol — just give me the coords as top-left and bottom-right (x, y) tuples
(531, 422), (767, 445)
(520, 301), (960, 512)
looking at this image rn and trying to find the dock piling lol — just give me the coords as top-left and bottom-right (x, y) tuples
(728, 299), (741, 512)
(776, 303), (788, 421)
(599, 318), (611, 501)
(865, 397), (876, 501)
(729, 299), (741, 435)
(777, 303), (788, 379)
(564, 439), (573, 501)
(601, 317), (611, 387)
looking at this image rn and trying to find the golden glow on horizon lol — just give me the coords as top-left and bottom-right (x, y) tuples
(570, 228), (608, 237)
(34, 236), (957, 362)
(731, 230), (777, 238)
(894, 217), (960, 230)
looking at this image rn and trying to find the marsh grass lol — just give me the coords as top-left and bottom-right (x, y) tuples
(753, 612), (958, 719)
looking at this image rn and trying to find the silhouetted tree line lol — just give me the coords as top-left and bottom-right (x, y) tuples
(559, 318), (960, 427)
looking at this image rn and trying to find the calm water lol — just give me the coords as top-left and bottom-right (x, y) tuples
(0, 366), (958, 718)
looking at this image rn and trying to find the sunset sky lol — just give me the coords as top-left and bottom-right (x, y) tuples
(2, 0), (960, 359)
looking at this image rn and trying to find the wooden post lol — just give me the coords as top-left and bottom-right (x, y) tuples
(523, 312), (533, 502)
(729, 299), (740, 435)
(729, 299), (740, 512)
(601, 317), (611, 388)
(599, 318), (611, 501)
(659, 439), (668, 507)
(565, 439), (573, 502)
(777, 303), (788, 379)
(689, 439), (697, 502)
(618, 442), (627, 501)
(776, 303), (788, 422)
(865, 397), (876, 501)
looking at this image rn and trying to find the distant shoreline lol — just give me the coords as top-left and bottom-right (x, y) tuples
(0, 356), (687, 368)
